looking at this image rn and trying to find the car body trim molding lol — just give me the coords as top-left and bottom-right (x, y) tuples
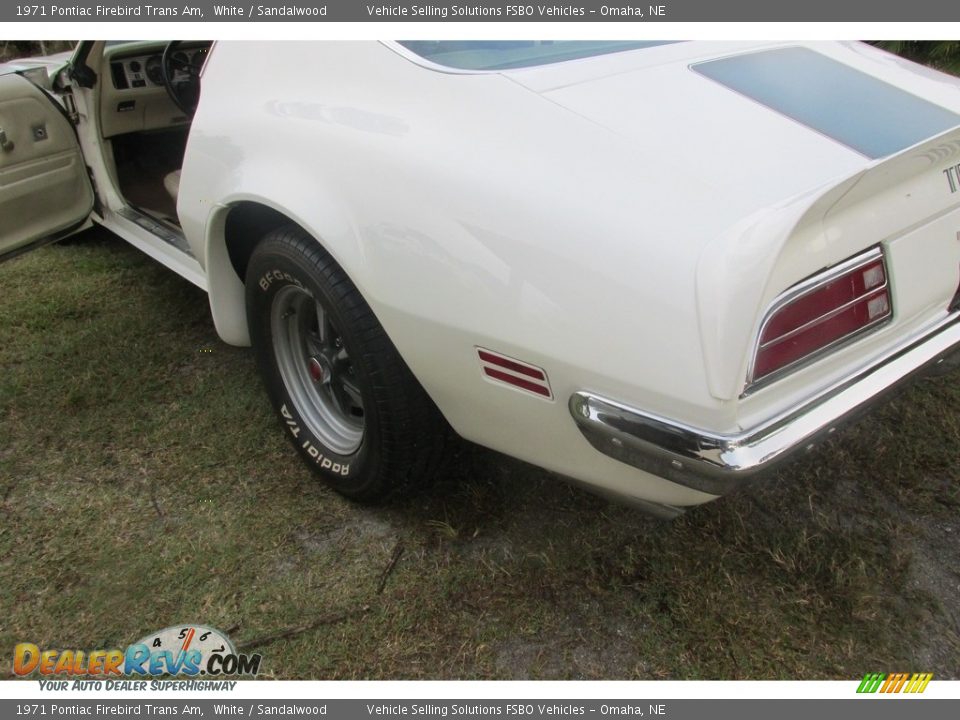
(570, 311), (960, 496)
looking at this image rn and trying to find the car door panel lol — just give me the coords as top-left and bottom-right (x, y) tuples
(0, 73), (93, 259)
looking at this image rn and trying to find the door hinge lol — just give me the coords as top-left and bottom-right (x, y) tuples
(63, 92), (80, 125)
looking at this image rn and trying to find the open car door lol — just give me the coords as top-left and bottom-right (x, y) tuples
(0, 70), (94, 261)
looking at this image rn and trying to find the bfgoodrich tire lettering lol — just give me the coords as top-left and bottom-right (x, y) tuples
(245, 225), (447, 501)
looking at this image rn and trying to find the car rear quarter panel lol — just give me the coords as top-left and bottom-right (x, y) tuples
(180, 41), (733, 506)
(179, 41), (960, 506)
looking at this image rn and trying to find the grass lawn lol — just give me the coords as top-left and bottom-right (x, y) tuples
(1, 228), (959, 679)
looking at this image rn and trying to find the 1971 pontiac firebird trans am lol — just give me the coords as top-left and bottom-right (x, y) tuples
(2, 40), (960, 517)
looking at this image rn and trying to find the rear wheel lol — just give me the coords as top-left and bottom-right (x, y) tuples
(245, 225), (447, 501)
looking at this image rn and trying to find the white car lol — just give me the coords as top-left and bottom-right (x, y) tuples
(2, 40), (959, 517)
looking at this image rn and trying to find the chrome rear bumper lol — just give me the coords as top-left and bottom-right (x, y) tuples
(570, 313), (960, 496)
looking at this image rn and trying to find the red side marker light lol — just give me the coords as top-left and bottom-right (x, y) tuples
(477, 348), (553, 400)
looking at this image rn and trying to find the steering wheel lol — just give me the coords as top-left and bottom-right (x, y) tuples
(161, 41), (204, 116)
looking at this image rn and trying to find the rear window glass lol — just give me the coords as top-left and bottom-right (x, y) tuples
(397, 41), (675, 71)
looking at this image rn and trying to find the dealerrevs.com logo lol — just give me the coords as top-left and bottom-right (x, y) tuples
(14, 625), (261, 681)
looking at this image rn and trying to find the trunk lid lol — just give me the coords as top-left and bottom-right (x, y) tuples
(507, 41), (960, 223)
(507, 41), (960, 408)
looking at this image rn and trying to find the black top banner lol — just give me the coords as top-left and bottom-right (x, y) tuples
(6, 0), (960, 22)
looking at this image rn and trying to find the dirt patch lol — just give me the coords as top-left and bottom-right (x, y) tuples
(903, 517), (960, 676)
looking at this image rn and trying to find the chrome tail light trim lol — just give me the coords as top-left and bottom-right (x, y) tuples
(571, 312), (960, 496)
(745, 246), (892, 394)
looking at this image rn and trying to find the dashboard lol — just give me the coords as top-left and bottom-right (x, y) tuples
(109, 47), (209, 90)
(98, 41), (211, 138)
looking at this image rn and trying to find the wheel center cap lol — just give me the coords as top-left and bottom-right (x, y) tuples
(308, 356), (330, 383)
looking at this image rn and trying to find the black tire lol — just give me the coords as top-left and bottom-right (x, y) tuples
(245, 225), (447, 502)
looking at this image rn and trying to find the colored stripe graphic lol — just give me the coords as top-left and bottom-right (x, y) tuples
(907, 673), (933, 693)
(857, 672), (932, 694)
(886, 673), (908, 693)
(692, 47), (960, 159)
(857, 673), (885, 693)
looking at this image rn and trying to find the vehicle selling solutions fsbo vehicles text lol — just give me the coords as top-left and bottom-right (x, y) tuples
(362, 5), (658, 17)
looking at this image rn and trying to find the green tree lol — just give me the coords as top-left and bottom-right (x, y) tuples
(871, 41), (960, 75)
(0, 40), (76, 63)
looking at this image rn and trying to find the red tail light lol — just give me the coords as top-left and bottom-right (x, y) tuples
(749, 247), (892, 388)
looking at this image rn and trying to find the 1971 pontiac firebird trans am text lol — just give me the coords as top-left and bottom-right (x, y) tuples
(1, 40), (959, 517)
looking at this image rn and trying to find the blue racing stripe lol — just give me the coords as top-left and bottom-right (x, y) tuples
(692, 47), (960, 159)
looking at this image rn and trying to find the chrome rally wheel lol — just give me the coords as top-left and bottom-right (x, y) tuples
(245, 224), (449, 502)
(270, 284), (364, 456)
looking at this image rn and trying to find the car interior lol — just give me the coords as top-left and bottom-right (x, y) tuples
(81, 40), (212, 233)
